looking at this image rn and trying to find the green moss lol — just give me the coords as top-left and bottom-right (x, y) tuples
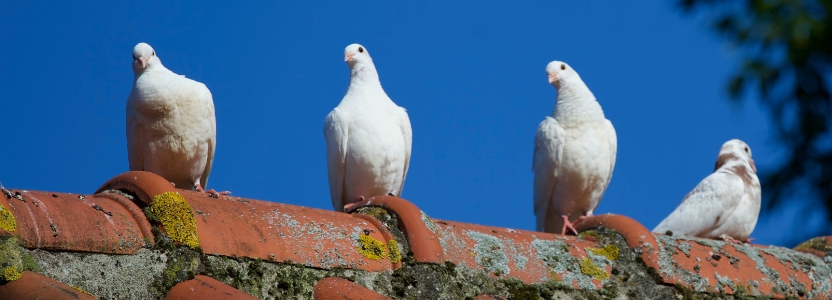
(149, 192), (199, 248)
(356, 234), (387, 260)
(579, 257), (609, 281)
(0, 204), (16, 233)
(361, 207), (390, 221)
(388, 240), (402, 263)
(578, 229), (601, 240)
(0, 237), (28, 283)
(794, 237), (831, 254)
(588, 244), (619, 260)
(502, 277), (539, 300)
(2, 266), (20, 281)
(152, 246), (203, 293)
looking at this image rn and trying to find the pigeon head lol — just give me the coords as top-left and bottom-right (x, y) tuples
(132, 42), (161, 72)
(344, 44), (375, 70)
(546, 61), (581, 90)
(715, 139), (756, 173)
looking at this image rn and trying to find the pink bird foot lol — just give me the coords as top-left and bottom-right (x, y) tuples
(561, 215), (586, 235)
(195, 184), (231, 198)
(343, 196), (366, 211)
(207, 189), (231, 198)
(718, 234), (742, 244)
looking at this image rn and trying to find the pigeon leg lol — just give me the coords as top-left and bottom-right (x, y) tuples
(561, 215), (587, 235)
(207, 189), (231, 198)
(718, 234), (742, 244)
(343, 196), (365, 211)
(744, 237), (755, 244)
(195, 183), (230, 198)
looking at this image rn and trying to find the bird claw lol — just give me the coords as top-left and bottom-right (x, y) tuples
(718, 234), (742, 244)
(207, 189), (231, 198)
(195, 183), (230, 198)
(560, 215), (586, 236)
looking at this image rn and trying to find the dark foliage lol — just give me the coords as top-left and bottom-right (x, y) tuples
(680, 0), (832, 245)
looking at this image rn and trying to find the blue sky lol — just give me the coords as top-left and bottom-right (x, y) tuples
(0, 2), (815, 245)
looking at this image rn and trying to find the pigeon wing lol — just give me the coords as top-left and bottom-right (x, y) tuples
(533, 117), (565, 231)
(324, 108), (349, 210)
(653, 171), (745, 236)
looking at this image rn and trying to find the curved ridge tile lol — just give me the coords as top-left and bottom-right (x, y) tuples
(2, 190), (148, 254)
(347, 196), (444, 264)
(434, 219), (606, 287)
(165, 275), (257, 300)
(313, 277), (391, 300)
(95, 171), (177, 206)
(576, 214), (831, 297)
(94, 192), (154, 245)
(0, 271), (99, 300)
(179, 190), (394, 271)
(574, 214), (661, 272)
(794, 236), (832, 258)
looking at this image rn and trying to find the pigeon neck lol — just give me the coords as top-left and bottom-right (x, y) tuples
(349, 63), (381, 87)
(133, 63), (171, 79)
(552, 84), (604, 122)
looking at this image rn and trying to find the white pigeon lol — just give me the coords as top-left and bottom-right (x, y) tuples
(126, 42), (219, 194)
(653, 139), (761, 243)
(533, 61), (617, 235)
(324, 44), (413, 211)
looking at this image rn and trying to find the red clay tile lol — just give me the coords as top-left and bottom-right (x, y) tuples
(0, 271), (98, 300)
(180, 190), (396, 271)
(313, 277), (391, 300)
(95, 171), (178, 206)
(347, 196), (445, 264)
(794, 236), (832, 258)
(577, 214), (830, 297)
(434, 219), (606, 288)
(164, 275), (257, 300)
(0, 189), (149, 254)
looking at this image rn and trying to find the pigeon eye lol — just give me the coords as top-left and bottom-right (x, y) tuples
(560, 64), (566, 70)
(152, 51), (155, 56)
(744, 146), (749, 153)
(358, 47), (364, 53)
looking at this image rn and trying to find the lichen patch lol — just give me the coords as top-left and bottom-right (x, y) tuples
(149, 192), (200, 249)
(0, 204), (16, 232)
(2, 266), (20, 282)
(579, 258), (608, 281)
(388, 240), (402, 264)
(356, 234), (387, 260)
(467, 231), (509, 276)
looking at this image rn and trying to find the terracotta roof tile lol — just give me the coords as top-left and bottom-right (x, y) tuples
(313, 277), (391, 300)
(0, 271), (98, 300)
(0, 188), (149, 254)
(0, 171), (830, 299)
(165, 275), (257, 300)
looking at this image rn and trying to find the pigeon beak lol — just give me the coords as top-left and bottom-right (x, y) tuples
(749, 158), (757, 173)
(547, 73), (558, 84)
(138, 56), (149, 68)
(344, 53), (355, 62)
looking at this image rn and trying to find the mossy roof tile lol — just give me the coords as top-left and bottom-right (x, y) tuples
(0, 171), (829, 299)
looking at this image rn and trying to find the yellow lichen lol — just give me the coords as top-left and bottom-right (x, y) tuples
(3, 266), (20, 282)
(356, 234), (387, 260)
(388, 240), (402, 263)
(0, 204), (17, 232)
(579, 258), (609, 281)
(149, 192), (199, 248)
(588, 245), (619, 261)
(72, 286), (95, 296)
